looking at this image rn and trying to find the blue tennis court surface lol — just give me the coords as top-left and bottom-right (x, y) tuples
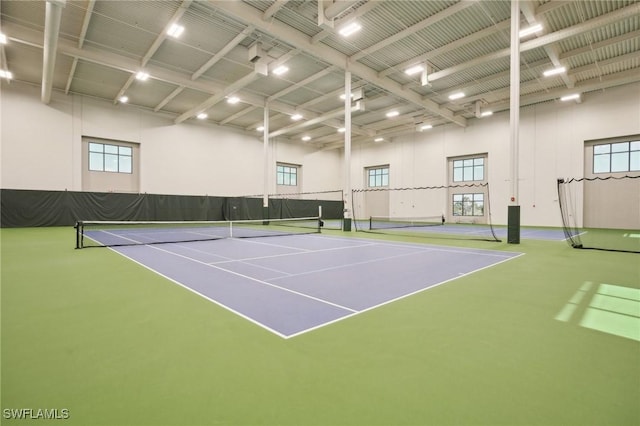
(110, 235), (522, 338)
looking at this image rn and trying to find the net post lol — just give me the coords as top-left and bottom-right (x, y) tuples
(507, 205), (520, 244)
(229, 221), (233, 238)
(74, 221), (82, 249)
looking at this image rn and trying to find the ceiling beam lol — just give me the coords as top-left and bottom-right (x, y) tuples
(207, 0), (467, 128)
(428, 2), (639, 83)
(323, 0), (360, 21)
(311, 0), (379, 44)
(263, 0), (289, 21)
(64, 0), (94, 94)
(192, 25), (254, 81)
(174, 71), (261, 124)
(350, 0), (478, 62)
(113, 0), (192, 104)
(4, 22), (331, 127)
(521, 0), (575, 89)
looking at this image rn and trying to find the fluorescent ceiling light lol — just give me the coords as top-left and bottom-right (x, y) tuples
(256, 126), (265, 131)
(448, 92), (465, 100)
(480, 111), (493, 117)
(419, 124), (433, 131)
(119, 95), (129, 103)
(405, 64), (424, 76)
(339, 22), (361, 37)
(374, 137), (384, 142)
(560, 94), (580, 101)
(386, 111), (399, 118)
(519, 23), (543, 38)
(543, 66), (566, 77)
(272, 65), (289, 76)
(167, 23), (184, 38)
(196, 112), (208, 119)
(0, 70), (13, 79)
(337, 127), (346, 133)
(135, 71), (149, 81)
(0, 33), (7, 44)
(227, 96), (240, 104)
(302, 136), (311, 141)
(291, 113), (303, 121)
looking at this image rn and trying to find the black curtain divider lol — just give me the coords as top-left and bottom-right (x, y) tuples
(0, 189), (344, 228)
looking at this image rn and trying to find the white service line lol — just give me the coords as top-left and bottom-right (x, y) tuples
(147, 244), (359, 314)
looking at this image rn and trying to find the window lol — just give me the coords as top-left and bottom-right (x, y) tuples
(593, 141), (640, 173)
(277, 164), (298, 186)
(367, 166), (389, 187)
(452, 193), (484, 216)
(89, 142), (132, 173)
(453, 157), (484, 182)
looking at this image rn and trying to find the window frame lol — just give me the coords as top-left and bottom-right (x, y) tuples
(366, 165), (389, 188)
(276, 163), (299, 186)
(452, 193), (485, 217)
(592, 140), (640, 174)
(452, 157), (485, 182)
(88, 141), (133, 174)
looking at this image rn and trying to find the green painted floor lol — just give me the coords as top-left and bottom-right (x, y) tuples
(2, 227), (639, 425)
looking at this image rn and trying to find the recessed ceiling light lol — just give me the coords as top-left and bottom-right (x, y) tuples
(256, 126), (265, 131)
(302, 136), (311, 141)
(339, 22), (361, 37)
(374, 137), (384, 142)
(543, 66), (566, 77)
(337, 127), (346, 133)
(0, 70), (13, 79)
(227, 96), (240, 104)
(135, 71), (149, 81)
(480, 111), (493, 117)
(272, 65), (289, 76)
(0, 33), (7, 44)
(291, 113), (303, 121)
(405, 65), (424, 76)
(519, 23), (543, 38)
(419, 124), (433, 131)
(167, 23), (184, 38)
(560, 94), (580, 102)
(448, 92), (465, 100)
(386, 111), (399, 118)
(197, 112), (208, 119)
(119, 95), (129, 103)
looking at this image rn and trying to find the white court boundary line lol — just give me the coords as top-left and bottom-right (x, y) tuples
(285, 251), (525, 338)
(107, 233), (524, 339)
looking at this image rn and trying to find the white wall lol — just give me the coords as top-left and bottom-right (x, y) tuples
(0, 82), (342, 197)
(349, 82), (640, 226)
(2, 81), (639, 227)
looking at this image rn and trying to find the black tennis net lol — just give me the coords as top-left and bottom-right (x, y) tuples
(370, 215), (445, 230)
(557, 175), (640, 253)
(75, 216), (322, 248)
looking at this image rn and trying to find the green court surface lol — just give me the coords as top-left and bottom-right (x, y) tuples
(1, 227), (639, 425)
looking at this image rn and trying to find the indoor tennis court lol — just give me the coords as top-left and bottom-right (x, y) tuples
(96, 231), (523, 338)
(2, 1), (639, 426)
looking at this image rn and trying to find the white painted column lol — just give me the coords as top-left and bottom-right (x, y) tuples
(263, 102), (270, 212)
(510, 0), (520, 204)
(343, 70), (352, 229)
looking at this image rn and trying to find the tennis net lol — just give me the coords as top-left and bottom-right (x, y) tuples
(557, 175), (640, 253)
(75, 216), (322, 248)
(352, 183), (500, 242)
(369, 215), (445, 230)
